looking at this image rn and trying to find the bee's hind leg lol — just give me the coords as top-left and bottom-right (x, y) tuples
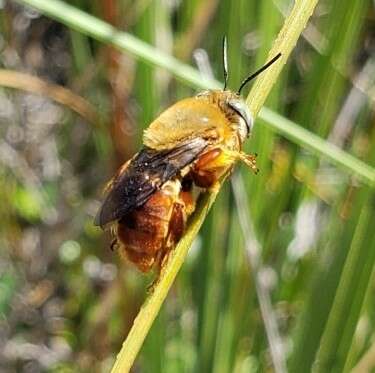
(147, 202), (186, 292)
(146, 249), (171, 293)
(110, 237), (119, 251)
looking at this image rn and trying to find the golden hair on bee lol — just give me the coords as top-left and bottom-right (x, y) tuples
(95, 38), (281, 272)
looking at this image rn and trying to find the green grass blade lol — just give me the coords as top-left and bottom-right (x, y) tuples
(315, 193), (375, 373)
(15, 0), (221, 90)
(260, 108), (375, 187)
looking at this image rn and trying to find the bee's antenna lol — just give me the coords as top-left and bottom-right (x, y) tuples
(223, 36), (229, 90)
(237, 53), (282, 95)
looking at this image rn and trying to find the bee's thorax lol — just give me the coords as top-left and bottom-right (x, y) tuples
(196, 90), (253, 144)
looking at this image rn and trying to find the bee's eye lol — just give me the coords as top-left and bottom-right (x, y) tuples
(227, 100), (253, 136)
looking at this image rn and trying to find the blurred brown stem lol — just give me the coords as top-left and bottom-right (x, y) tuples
(0, 69), (97, 124)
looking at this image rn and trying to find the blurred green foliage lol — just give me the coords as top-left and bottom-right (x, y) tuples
(1, 0), (375, 372)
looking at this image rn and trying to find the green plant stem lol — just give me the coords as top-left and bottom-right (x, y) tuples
(15, 0), (375, 187)
(247, 0), (318, 118)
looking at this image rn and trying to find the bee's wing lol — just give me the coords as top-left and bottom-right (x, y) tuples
(94, 137), (207, 227)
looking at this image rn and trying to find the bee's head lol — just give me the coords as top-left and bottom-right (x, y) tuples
(226, 94), (253, 142)
(211, 36), (281, 141)
(195, 38), (281, 143)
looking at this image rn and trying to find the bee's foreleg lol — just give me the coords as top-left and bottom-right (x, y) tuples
(235, 151), (259, 174)
(208, 148), (259, 175)
(110, 237), (118, 251)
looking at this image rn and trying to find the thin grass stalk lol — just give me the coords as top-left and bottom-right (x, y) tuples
(248, 0), (281, 226)
(15, 0), (375, 187)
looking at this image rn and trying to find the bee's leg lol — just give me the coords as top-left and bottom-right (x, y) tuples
(110, 238), (118, 251)
(148, 200), (187, 293)
(235, 151), (259, 174)
(158, 202), (185, 269)
(192, 147), (258, 188)
(147, 252), (163, 293)
(214, 148), (258, 174)
(147, 242), (175, 293)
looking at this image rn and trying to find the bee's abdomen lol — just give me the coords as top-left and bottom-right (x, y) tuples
(116, 180), (195, 272)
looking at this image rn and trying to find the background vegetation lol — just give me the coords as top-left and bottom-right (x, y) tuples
(0, 0), (375, 372)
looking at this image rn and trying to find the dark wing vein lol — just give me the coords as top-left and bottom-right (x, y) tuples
(94, 137), (207, 227)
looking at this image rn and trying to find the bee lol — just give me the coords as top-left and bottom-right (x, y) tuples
(95, 38), (281, 272)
